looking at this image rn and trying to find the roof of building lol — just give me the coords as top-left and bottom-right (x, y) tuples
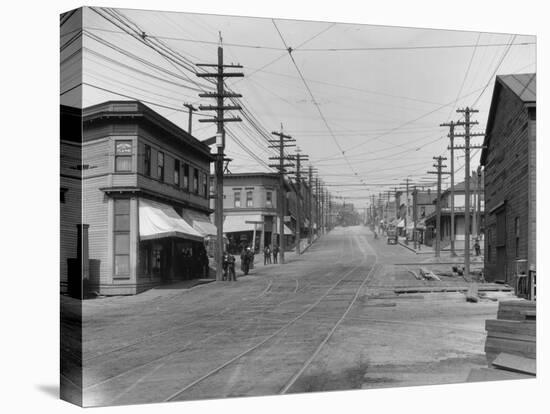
(497, 73), (536, 103)
(80, 101), (213, 159)
(480, 73), (536, 165)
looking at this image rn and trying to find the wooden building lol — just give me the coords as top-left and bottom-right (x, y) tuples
(61, 101), (215, 295)
(215, 173), (299, 254)
(424, 176), (484, 250)
(480, 74), (536, 285)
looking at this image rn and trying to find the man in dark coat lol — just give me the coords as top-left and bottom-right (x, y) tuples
(241, 246), (251, 275)
(272, 244), (279, 264)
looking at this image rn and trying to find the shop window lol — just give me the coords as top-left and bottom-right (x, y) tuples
(144, 144), (151, 176)
(183, 163), (189, 191)
(234, 192), (241, 208)
(266, 191), (273, 208)
(157, 151), (164, 181)
(246, 191), (253, 207)
(115, 140), (132, 172)
(114, 199), (130, 278)
(193, 169), (199, 194)
(174, 159), (180, 186)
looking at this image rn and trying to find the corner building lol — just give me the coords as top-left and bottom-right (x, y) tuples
(61, 101), (215, 295)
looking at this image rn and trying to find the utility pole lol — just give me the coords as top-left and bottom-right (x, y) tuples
(308, 165), (317, 244)
(183, 103), (197, 135)
(477, 166), (483, 236)
(452, 107), (485, 278)
(427, 156), (450, 258)
(291, 149), (309, 254)
(412, 186), (418, 249)
(441, 120), (457, 256)
(196, 42), (243, 281)
(268, 126), (295, 265)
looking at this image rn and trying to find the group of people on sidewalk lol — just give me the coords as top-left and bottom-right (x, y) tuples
(262, 244), (280, 265)
(220, 243), (282, 282)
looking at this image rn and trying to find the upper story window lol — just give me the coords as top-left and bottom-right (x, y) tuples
(115, 140), (132, 172)
(193, 169), (199, 194)
(174, 159), (180, 186)
(183, 163), (189, 191)
(246, 191), (253, 207)
(144, 144), (151, 176)
(157, 151), (164, 181)
(266, 191), (273, 208)
(202, 172), (208, 198)
(234, 192), (241, 208)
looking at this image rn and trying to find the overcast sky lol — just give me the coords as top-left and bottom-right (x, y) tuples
(60, 6), (536, 207)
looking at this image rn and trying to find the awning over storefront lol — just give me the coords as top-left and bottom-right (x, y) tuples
(223, 214), (263, 233)
(182, 208), (217, 236)
(139, 199), (204, 242)
(274, 217), (294, 235)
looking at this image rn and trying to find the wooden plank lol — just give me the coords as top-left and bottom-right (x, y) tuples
(492, 353), (536, 375)
(485, 337), (536, 359)
(467, 367), (533, 382)
(486, 331), (536, 343)
(485, 319), (536, 336)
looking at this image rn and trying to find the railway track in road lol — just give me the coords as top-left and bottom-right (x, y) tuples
(163, 231), (379, 402)
(82, 232), (349, 394)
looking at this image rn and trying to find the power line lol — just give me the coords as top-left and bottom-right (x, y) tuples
(271, 19), (361, 183)
(297, 42), (534, 52)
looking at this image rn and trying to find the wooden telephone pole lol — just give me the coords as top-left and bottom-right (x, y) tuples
(428, 156), (450, 258)
(451, 107), (485, 278)
(440, 120), (457, 256)
(290, 149), (309, 254)
(196, 43), (243, 281)
(183, 103), (197, 135)
(308, 165), (318, 244)
(268, 126), (296, 265)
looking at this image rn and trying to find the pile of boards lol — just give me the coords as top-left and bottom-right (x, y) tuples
(467, 300), (536, 382)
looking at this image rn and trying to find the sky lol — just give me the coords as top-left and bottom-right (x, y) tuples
(60, 6), (536, 209)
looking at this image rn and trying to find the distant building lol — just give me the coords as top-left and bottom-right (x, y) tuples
(424, 176), (484, 249)
(61, 101), (215, 296)
(411, 189), (437, 244)
(480, 73), (536, 284)
(214, 173), (294, 254)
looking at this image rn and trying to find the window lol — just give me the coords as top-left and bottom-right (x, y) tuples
(183, 164), (189, 191)
(202, 172), (208, 198)
(174, 159), (180, 186)
(115, 140), (132, 172)
(144, 144), (151, 176)
(157, 152), (164, 181)
(234, 192), (241, 208)
(246, 191), (253, 207)
(266, 191), (273, 208)
(193, 168), (199, 194)
(114, 199), (130, 278)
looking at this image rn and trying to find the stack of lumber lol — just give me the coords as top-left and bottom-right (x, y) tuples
(485, 300), (536, 365)
(467, 300), (536, 382)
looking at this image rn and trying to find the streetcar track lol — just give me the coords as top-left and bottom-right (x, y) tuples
(163, 230), (373, 401)
(82, 234), (351, 389)
(83, 237), (345, 364)
(280, 231), (379, 394)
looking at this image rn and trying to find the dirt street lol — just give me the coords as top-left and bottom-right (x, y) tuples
(61, 225), (513, 407)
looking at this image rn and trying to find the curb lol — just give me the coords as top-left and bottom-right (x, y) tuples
(397, 241), (418, 254)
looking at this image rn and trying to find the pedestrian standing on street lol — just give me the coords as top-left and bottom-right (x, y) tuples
(241, 246), (251, 275)
(264, 245), (271, 265)
(272, 244), (279, 264)
(474, 238), (481, 256)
